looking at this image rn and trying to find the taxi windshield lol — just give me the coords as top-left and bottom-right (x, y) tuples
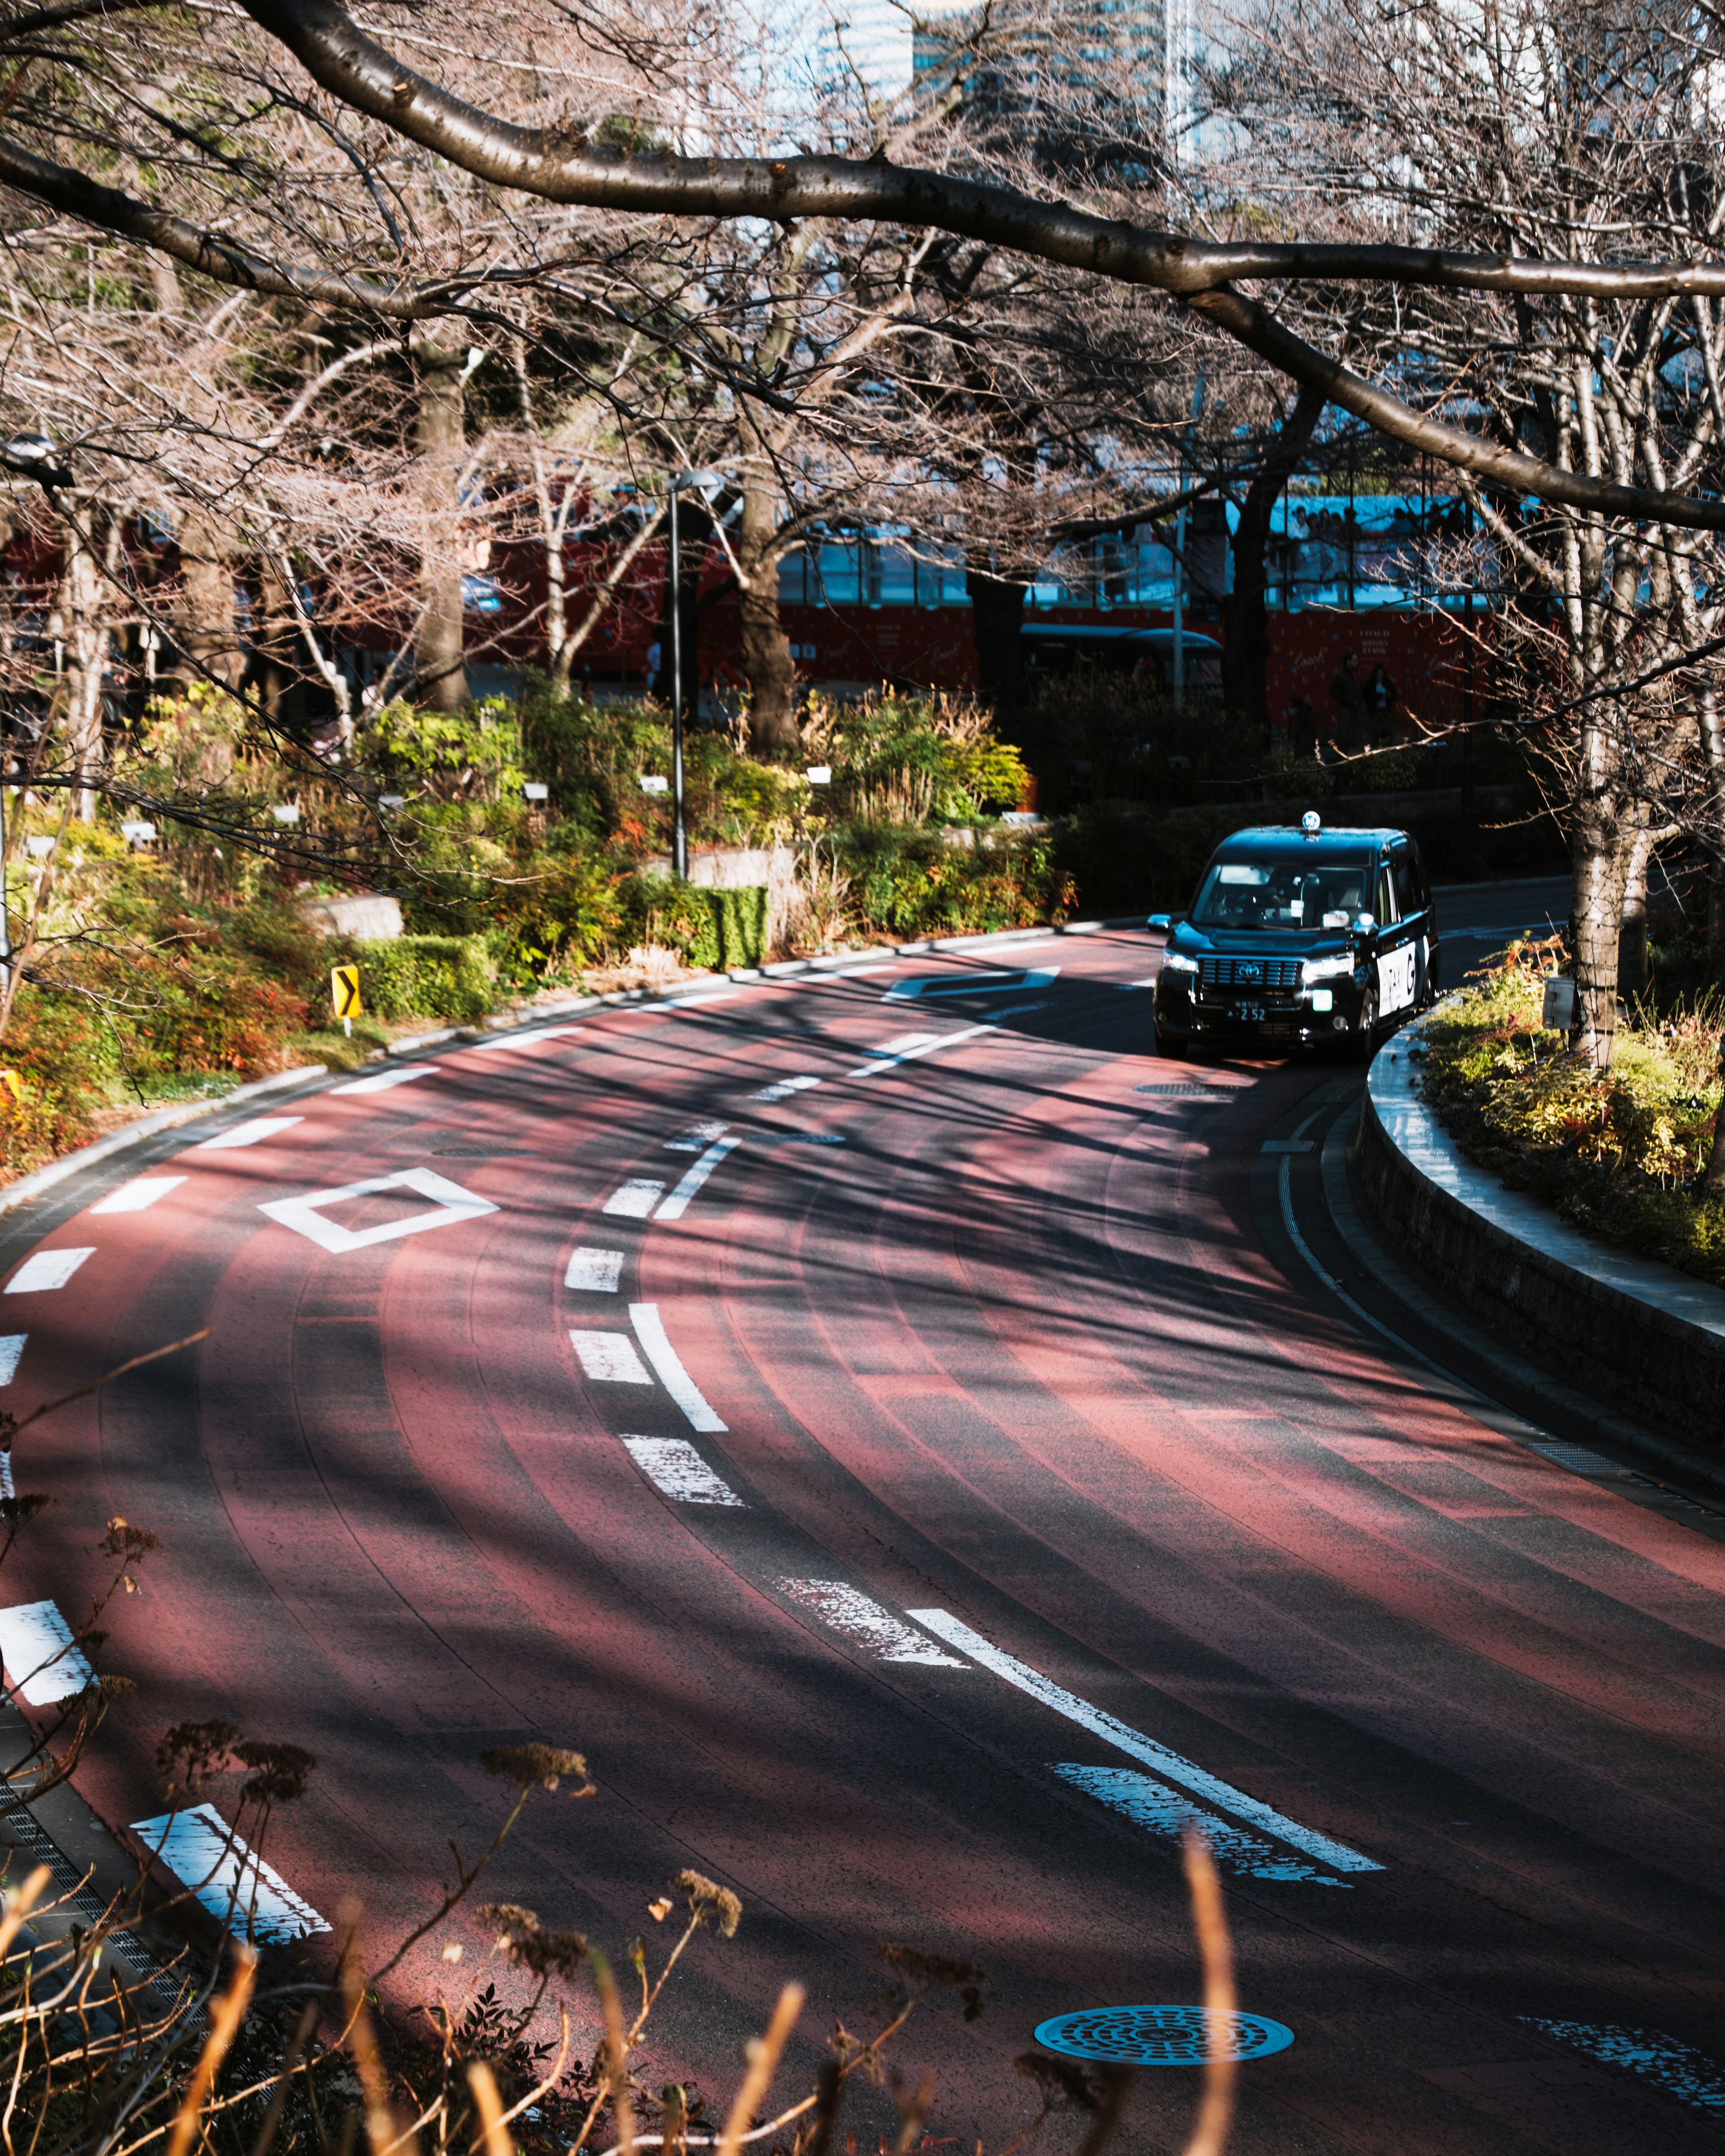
(1190, 858), (1371, 932)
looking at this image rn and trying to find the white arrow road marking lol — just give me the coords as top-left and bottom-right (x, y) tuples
(0, 1599), (95, 1704)
(656, 1135), (744, 1220)
(569, 1331), (654, 1383)
(329, 1066), (440, 1095)
(910, 1609), (1382, 1873)
(629, 1303), (726, 1431)
(258, 1168), (497, 1254)
(847, 1024), (993, 1080)
(190, 1116), (304, 1151)
(885, 966), (1059, 1000)
(92, 1175), (189, 1214)
(0, 1336), (24, 1385)
(603, 1179), (664, 1218)
(5, 1249), (94, 1293)
(132, 1803), (329, 1943)
(751, 1075), (822, 1102)
(779, 1580), (969, 1666)
(1052, 1766), (1350, 1886)
(565, 1247), (624, 1292)
(623, 1437), (745, 1506)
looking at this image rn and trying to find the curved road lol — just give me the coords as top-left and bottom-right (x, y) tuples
(4, 909), (1724, 2154)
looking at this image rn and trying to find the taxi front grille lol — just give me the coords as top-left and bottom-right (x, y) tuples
(1199, 955), (1303, 994)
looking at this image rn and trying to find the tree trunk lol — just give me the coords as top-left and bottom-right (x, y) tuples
(55, 517), (107, 822)
(412, 340), (469, 712)
(1222, 382), (1326, 724)
(738, 476), (797, 756)
(1569, 796), (1624, 1067)
(966, 563), (1027, 710)
(175, 508), (243, 692)
(1617, 819), (1656, 1000)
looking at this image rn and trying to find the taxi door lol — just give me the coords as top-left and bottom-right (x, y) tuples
(1371, 855), (1421, 1022)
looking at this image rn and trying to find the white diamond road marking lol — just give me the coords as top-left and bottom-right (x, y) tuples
(5, 1249), (94, 1294)
(780, 1580), (968, 1666)
(570, 1330), (653, 1383)
(190, 1116), (304, 1151)
(565, 1246), (624, 1293)
(0, 1599), (95, 1704)
(603, 1178), (664, 1218)
(751, 1075), (821, 1102)
(630, 1303), (726, 1431)
(623, 1436), (745, 1506)
(1052, 1766), (1350, 1886)
(92, 1175), (189, 1214)
(257, 1168), (497, 1254)
(1524, 2021), (1725, 2112)
(0, 1336), (23, 1385)
(885, 966), (1058, 1000)
(910, 1608), (1381, 1873)
(329, 1066), (439, 1095)
(132, 1803), (329, 1943)
(665, 1121), (730, 1152)
(656, 1136), (744, 1220)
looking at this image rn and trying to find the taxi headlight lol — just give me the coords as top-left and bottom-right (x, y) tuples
(1302, 951), (1354, 985)
(1161, 951), (1199, 974)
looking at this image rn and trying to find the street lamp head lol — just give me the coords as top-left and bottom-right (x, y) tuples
(670, 468), (730, 497)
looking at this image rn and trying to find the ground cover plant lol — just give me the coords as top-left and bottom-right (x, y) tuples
(1413, 939), (1725, 1286)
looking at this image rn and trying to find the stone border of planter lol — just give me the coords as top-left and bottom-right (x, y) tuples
(1352, 1017), (1725, 1459)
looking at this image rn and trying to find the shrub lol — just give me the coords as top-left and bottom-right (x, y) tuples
(349, 935), (495, 1021)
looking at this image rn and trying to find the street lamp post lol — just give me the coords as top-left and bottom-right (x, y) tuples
(666, 470), (728, 879)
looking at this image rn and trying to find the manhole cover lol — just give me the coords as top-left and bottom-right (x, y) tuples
(1135, 1085), (1231, 1098)
(1033, 2007), (1294, 2066)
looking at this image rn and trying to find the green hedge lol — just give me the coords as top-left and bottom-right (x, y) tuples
(686, 887), (769, 970)
(350, 935), (494, 1021)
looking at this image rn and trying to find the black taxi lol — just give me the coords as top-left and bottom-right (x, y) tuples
(1149, 815), (1440, 1058)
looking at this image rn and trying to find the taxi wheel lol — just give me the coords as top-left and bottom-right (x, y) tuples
(1353, 989), (1380, 1061)
(1155, 1027), (1189, 1061)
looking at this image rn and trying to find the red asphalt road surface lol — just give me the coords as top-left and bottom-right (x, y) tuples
(6, 932), (1725, 2154)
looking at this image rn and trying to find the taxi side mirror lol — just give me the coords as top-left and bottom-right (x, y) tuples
(1352, 912), (1377, 937)
(1148, 913), (1173, 932)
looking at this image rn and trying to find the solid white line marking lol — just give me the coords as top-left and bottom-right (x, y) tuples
(630, 1303), (726, 1431)
(0, 1335), (23, 1385)
(752, 1075), (822, 1102)
(909, 1608), (1382, 1872)
(1522, 2020), (1725, 2112)
(656, 1135), (744, 1220)
(258, 1168), (497, 1254)
(848, 1023), (993, 1080)
(565, 1246), (624, 1293)
(1277, 1154), (1442, 1371)
(668, 991), (743, 1010)
(91, 1175), (189, 1214)
(623, 1436), (745, 1506)
(665, 1120), (730, 1151)
(0, 1599), (95, 1703)
(1052, 1766), (1348, 1886)
(603, 1178), (664, 1218)
(131, 1803), (330, 1942)
(780, 1580), (968, 1666)
(5, 1249), (94, 1294)
(469, 1025), (581, 1052)
(569, 1330), (654, 1383)
(190, 1116), (304, 1151)
(330, 1066), (439, 1095)
(865, 1030), (943, 1057)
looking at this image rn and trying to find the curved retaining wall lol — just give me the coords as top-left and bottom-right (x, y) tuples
(1351, 1024), (1725, 1458)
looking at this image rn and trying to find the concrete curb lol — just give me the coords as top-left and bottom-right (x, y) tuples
(1352, 1017), (1725, 1460)
(0, 1064), (329, 1215)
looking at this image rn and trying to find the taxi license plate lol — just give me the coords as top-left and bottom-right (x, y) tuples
(1232, 1001), (1265, 1022)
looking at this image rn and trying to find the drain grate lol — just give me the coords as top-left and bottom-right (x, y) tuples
(1033, 2006), (1294, 2066)
(1135, 1085), (1232, 1099)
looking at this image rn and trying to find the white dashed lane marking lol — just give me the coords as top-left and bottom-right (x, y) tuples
(603, 1179), (663, 1218)
(1052, 1765), (1350, 1886)
(91, 1175), (189, 1214)
(665, 1121), (730, 1151)
(910, 1608), (1381, 1874)
(848, 1023), (993, 1081)
(330, 1066), (440, 1096)
(132, 1803), (329, 1942)
(779, 1581), (968, 1667)
(630, 1303), (726, 1431)
(656, 1135), (743, 1220)
(624, 1436), (745, 1506)
(0, 1599), (95, 1703)
(190, 1116), (303, 1151)
(751, 1075), (821, 1102)
(469, 1025), (581, 1052)
(5, 1249), (94, 1293)
(565, 1247), (624, 1292)
(0, 1335), (24, 1385)
(569, 1331), (654, 1383)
